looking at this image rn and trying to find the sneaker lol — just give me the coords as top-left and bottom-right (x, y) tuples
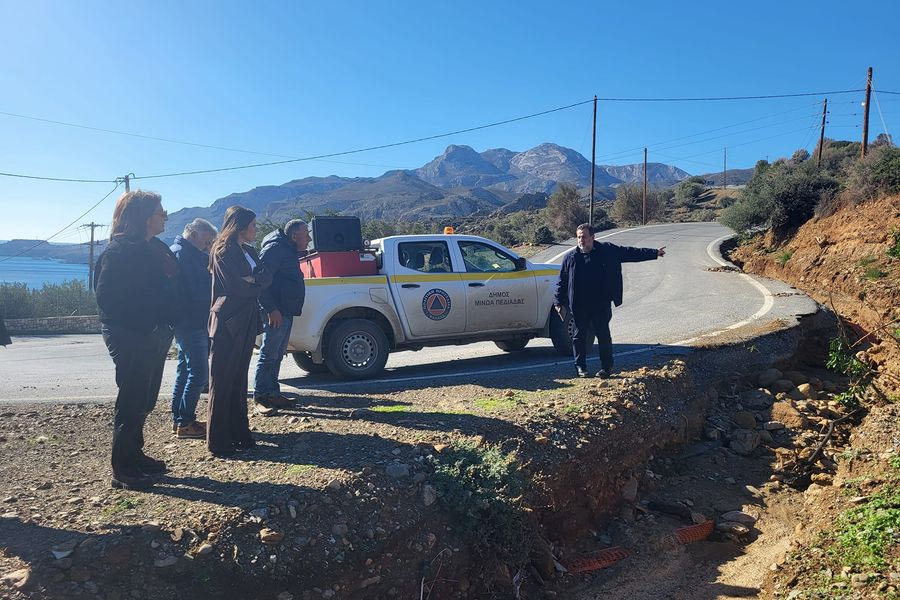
(135, 453), (167, 474)
(595, 369), (611, 379)
(176, 421), (206, 439)
(576, 367), (591, 378)
(111, 470), (153, 490)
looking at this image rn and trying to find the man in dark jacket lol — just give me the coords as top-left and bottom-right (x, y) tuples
(554, 223), (665, 379)
(253, 219), (310, 410)
(170, 218), (217, 439)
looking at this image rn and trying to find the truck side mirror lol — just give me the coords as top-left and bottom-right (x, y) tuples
(514, 257), (527, 271)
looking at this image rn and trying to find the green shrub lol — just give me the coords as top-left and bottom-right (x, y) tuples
(887, 228), (900, 259)
(720, 157), (839, 237)
(776, 250), (793, 266)
(0, 280), (97, 319)
(430, 440), (528, 564)
(864, 267), (886, 280)
(532, 225), (554, 245)
(610, 185), (663, 224)
(845, 146), (900, 201)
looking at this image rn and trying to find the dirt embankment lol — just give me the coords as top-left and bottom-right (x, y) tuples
(726, 194), (900, 599)
(730, 194), (900, 398)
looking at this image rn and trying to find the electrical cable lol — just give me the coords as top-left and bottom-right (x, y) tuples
(0, 183), (120, 262)
(593, 102), (822, 162)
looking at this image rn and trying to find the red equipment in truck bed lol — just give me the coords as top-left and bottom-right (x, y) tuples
(299, 251), (378, 279)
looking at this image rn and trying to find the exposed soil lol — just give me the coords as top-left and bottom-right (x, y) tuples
(2, 195), (897, 600)
(730, 194), (900, 398)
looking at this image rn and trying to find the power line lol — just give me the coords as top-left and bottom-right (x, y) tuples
(133, 99), (597, 181)
(0, 171), (115, 183)
(593, 89), (869, 102)
(0, 183), (120, 262)
(593, 102), (821, 162)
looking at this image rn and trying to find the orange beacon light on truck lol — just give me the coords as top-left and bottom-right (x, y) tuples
(443, 226), (455, 234)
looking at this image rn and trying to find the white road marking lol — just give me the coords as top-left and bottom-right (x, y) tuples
(674, 232), (776, 344)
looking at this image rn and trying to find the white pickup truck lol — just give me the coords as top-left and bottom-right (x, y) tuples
(287, 233), (575, 379)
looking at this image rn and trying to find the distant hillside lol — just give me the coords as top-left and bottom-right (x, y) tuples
(0, 240), (106, 264)
(162, 142), (704, 242)
(698, 168), (755, 187)
(603, 162), (691, 187)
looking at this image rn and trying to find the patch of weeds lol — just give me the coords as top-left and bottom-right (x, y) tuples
(563, 403), (581, 415)
(856, 256), (877, 268)
(370, 403), (410, 413)
(286, 464), (315, 477)
(776, 249), (793, 266)
(825, 337), (871, 411)
(28, 434), (59, 445)
(430, 440), (528, 565)
(101, 497), (144, 518)
(887, 227), (900, 259)
(474, 395), (519, 412)
(889, 455), (900, 471)
(826, 485), (900, 570)
(863, 266), (886, 280)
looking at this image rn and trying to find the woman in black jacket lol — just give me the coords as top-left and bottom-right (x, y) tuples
(207, 206), (272, 457)
(95, 190), (178, 490)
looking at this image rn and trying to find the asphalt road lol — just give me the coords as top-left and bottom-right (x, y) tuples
(0, 223), (816, 404)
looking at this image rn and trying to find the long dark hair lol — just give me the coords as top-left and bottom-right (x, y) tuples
(109, 191), (161, 240)
(209, 205), (256, 271)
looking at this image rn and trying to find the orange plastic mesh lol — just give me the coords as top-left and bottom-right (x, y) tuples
(674, 520), (714, 544)
(564, 546), (631, 574)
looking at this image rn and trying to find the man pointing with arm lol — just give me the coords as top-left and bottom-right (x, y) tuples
(554, 223), (665, 379)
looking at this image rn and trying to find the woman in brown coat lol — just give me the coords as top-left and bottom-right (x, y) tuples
(207, 206), (272, 457)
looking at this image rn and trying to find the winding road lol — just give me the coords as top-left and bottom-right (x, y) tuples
(0, 222), (816, 404)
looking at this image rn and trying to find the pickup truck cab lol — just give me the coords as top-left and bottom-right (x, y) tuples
(287, 234), (574, 379)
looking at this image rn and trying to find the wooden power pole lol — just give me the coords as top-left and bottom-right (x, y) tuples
(82, 222), (104, 290)
(642, 147), (648, 225)
(817, 98), (828, 168)
(723, 148), (727, 190)
(589, 96), (597, 227)
(861, 67), (873, 158)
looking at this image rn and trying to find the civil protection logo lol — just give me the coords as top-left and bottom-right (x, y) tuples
(422, 288), (451, 321)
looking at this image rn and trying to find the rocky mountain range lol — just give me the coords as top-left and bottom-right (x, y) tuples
(152, 142), (701, 241)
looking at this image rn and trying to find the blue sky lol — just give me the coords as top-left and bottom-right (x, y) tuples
(1, 0), (897, 240)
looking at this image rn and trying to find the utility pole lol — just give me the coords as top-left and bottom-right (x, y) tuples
(117, 173), (133, 192)
(861, 67), (873, 158)
(590, 95), (597, 227)
(642, 147), (648, 226)
(723, 148), (727, 190)
(82, 222), (104, 290)
(817, 98), (828, 168)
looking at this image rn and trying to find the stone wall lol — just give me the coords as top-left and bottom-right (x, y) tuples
(5, 315), (100, 335)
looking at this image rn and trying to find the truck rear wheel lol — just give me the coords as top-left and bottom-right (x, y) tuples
(324, 319), (390, 380)
(495, 337), (530, 352)
(291, 351), (329, 374)
(549, 311), (575, 357)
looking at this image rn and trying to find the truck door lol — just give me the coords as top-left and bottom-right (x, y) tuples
(457, 240), (537, 333)
(389, 240), (467, 337)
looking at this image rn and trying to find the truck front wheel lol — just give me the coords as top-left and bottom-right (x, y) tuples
(324, 319), (390, 380)
(292, 351), (330, 375)
(549, 310), (575, 357)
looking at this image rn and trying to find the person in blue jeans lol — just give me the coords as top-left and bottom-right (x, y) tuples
(555, 223), (665, 379)
(253, 219), (310, 412)
(170, 218), (217, 438)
